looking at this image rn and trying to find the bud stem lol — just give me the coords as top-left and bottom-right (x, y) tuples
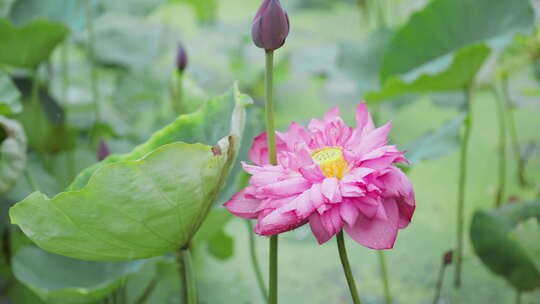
(337, 231), (362, 304)
(265, 49), (279, 304)
(85, 0), (100, 144)
(454, 85), (473, 288)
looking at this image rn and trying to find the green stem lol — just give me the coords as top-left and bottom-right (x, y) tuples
(432, 263), (447, 304)
(24, 170), (39, 192)
(269, 235), (278, 304)
(491, 84), (507, 207)
(336, 231), (362, 304)
(85, 0), (100, 136)
(31, 68), (39, 107)
(245, 220), (268, 300)
(454, 86), (473, 288)
(265, 49), (279, 304)
(377, 251), (392, 304)
(177, 246), (197, 304)
(61, 42), (69, 108)
(515, 290), (521, 304)
(2, 226), (11, 266)
(501, 77), (528, 188)
(173, 72), (184, 115)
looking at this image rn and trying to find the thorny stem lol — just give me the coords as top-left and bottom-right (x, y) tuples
(265, 49), (279, 304)
(454, 85), (473, 288)
(245, 220), (268, 300)
(336, 231), (362, 304)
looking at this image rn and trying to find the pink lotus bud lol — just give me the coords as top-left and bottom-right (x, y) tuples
(97, 140), (110, 161)
(176, 43), (188, 73)
(251, 0), (290, 51)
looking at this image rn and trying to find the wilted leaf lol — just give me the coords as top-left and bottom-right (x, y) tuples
(13, 246), (145, 303)
(0, 116), (27, 194)
(0, 72), (21, 115)
(470, 201), (540, 291)
(9, 84), (250, 261)
(405, 114), (464, 165)
(367, 0), (535, 101)
(0, 18), (68, 68)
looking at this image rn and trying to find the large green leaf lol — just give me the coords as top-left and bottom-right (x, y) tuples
(92, 14), (163, 71)
(470, 201), (540, 291)
(9, 84), (250, 261)
(0, 116), (27, 194)
(337, 29), (418, 107)
(367, 0), (535, 102)
(70, 84), (248, 191)
(13, 246), (145, 304)
(367, 44), (491, 101)
(9, 0), (87, 31)
(0, 72), (21, 115)
(0, 18), (68, 68)
(405, 114), (464, 165)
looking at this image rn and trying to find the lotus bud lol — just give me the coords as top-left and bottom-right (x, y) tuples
(443, 250), (454, 266)
(251, 0), (290, 51)
(176, 43), (188, 74)
(97, 140), (110, 161)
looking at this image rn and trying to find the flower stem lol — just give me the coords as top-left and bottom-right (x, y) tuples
(336, 231), (362, 304)
(515, 290), (521, 304)
(454, 85), (473, 288)
(265, 49), (279, 304)
(245, 220), (268, 300)
(269, 234), (278, 304)
(501, 77), (529, 188)
(491, 84), (507, 207)
(173, 72), (184, 115)
(177, 246), (197, 304)
(432, 261), (447, 304)
(377, 251), (392, 304)
(85, 0), (100, 140)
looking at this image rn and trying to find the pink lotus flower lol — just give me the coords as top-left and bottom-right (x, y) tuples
(225, 102), (415, 249)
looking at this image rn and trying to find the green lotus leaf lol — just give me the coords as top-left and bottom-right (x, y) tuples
(367, 0), (535, 102)
(12, 246), (145, 304)
(405, 114), (464, 165)
(9, 84), (250, 261)
(366, 44), (491, 102)
(470, 201), (540, 291)
(92, 13), (163, 71)
(0, 116), (27, 194)
(0, 72), (22, 115)
(9, 0), (88, 32)
(0, 18), (69, 68)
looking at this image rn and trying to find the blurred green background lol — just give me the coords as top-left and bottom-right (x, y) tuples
(1, 0), (540, 303)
